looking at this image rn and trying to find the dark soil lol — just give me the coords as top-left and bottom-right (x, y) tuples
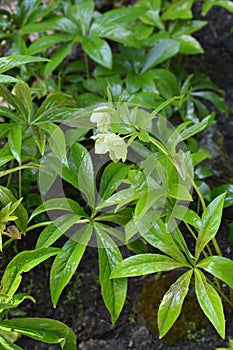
(4, 5), (233, 350)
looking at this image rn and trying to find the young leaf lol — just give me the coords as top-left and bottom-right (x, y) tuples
(0, 318), (77, 350)
(82, 36), (112, 69)
(96, 223), (127, 323)
(195, 194), (225, 260)
(50, 224), (92, 307)
(8, 125), (22, 164)
(110, 254), (187, 278)
(195, 269), (225, 338)
(0, 248), (61, 297)
(162, 0), (193, 20)
(141, 39), (180, 73)
(197, 256), (233, 288)
(158, 270), (193, 338)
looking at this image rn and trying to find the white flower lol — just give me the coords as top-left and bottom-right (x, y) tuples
(90, 105), (113, 132)
(92, 133), (127, 162)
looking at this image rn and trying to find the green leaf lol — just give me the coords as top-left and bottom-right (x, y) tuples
(0, 55), (48, 74)
(44, 42), (73, 76)
(82, 36), (112, 69)
(192, 91), (227, 113)
(178, 115), (211, 144)
(26, 33), (73, 55)
(168, 183), (193, 201)
(8, 125), (22, 164)
(40, 123), (67, 165)
(13, 82), (33, 120)
(96, 223), (127, 323)
(0, 186), (28, 234)
(197, 256), (233, 288)
(90, 7), (146, 35)
(0, 75), (21, 83)
(50, 224), (92, 307)
(162, 0), (193, 20)
(98, 163), (129, 201)
(141, 39), (180, 73)
(30, 125), (46, 155)
(143, 220), (189, 264)
(0, 334), (23, 350)
(0, 84), (27, 121)
(158, 270), (192, 338)
(195, 194), (225, 260)
(202, 1), (233, 15)
(195, 269), (225, 338)
(30, 198), (87, 221)
(0, 318), (76, 349)
(36, 214), (80, 248)
(67, 1), (94, 36)
(174, 34), (204, 54)
(0, 144), (14, 167)
(110, 253), (186, 278)
(211, 184), (233, 208)
(0, 248), (61, 297)
(21, 16), (77, 34)
(71, 142), (95, 208)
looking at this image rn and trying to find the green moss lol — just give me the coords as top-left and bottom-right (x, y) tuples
(137, 271), (209, 345)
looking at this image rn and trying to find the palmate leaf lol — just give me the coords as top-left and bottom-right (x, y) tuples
(50, 224), (93, 307)
(195, 269), (225, 338)
(195, 193), (225, 260)
(0, 318), (76, 350)
(158, 270), (193, 338)
(95, 223), (127, 323)
(0, 248), (61, 297)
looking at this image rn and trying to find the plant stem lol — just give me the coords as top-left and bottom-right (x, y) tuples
(84, 51), (90, 79)
(6, 160), (14, 188)
(26, 222), (52, 232)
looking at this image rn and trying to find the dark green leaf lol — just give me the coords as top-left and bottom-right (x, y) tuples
(21, 17), (77, 34)
(26, 33), (73, 56)
(82, 37), (112, 69)
(141, 39), (180, 73)
(0, 55), (48, 74)
(67, 1), (94, 36)
(44, 42), (73, 76)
